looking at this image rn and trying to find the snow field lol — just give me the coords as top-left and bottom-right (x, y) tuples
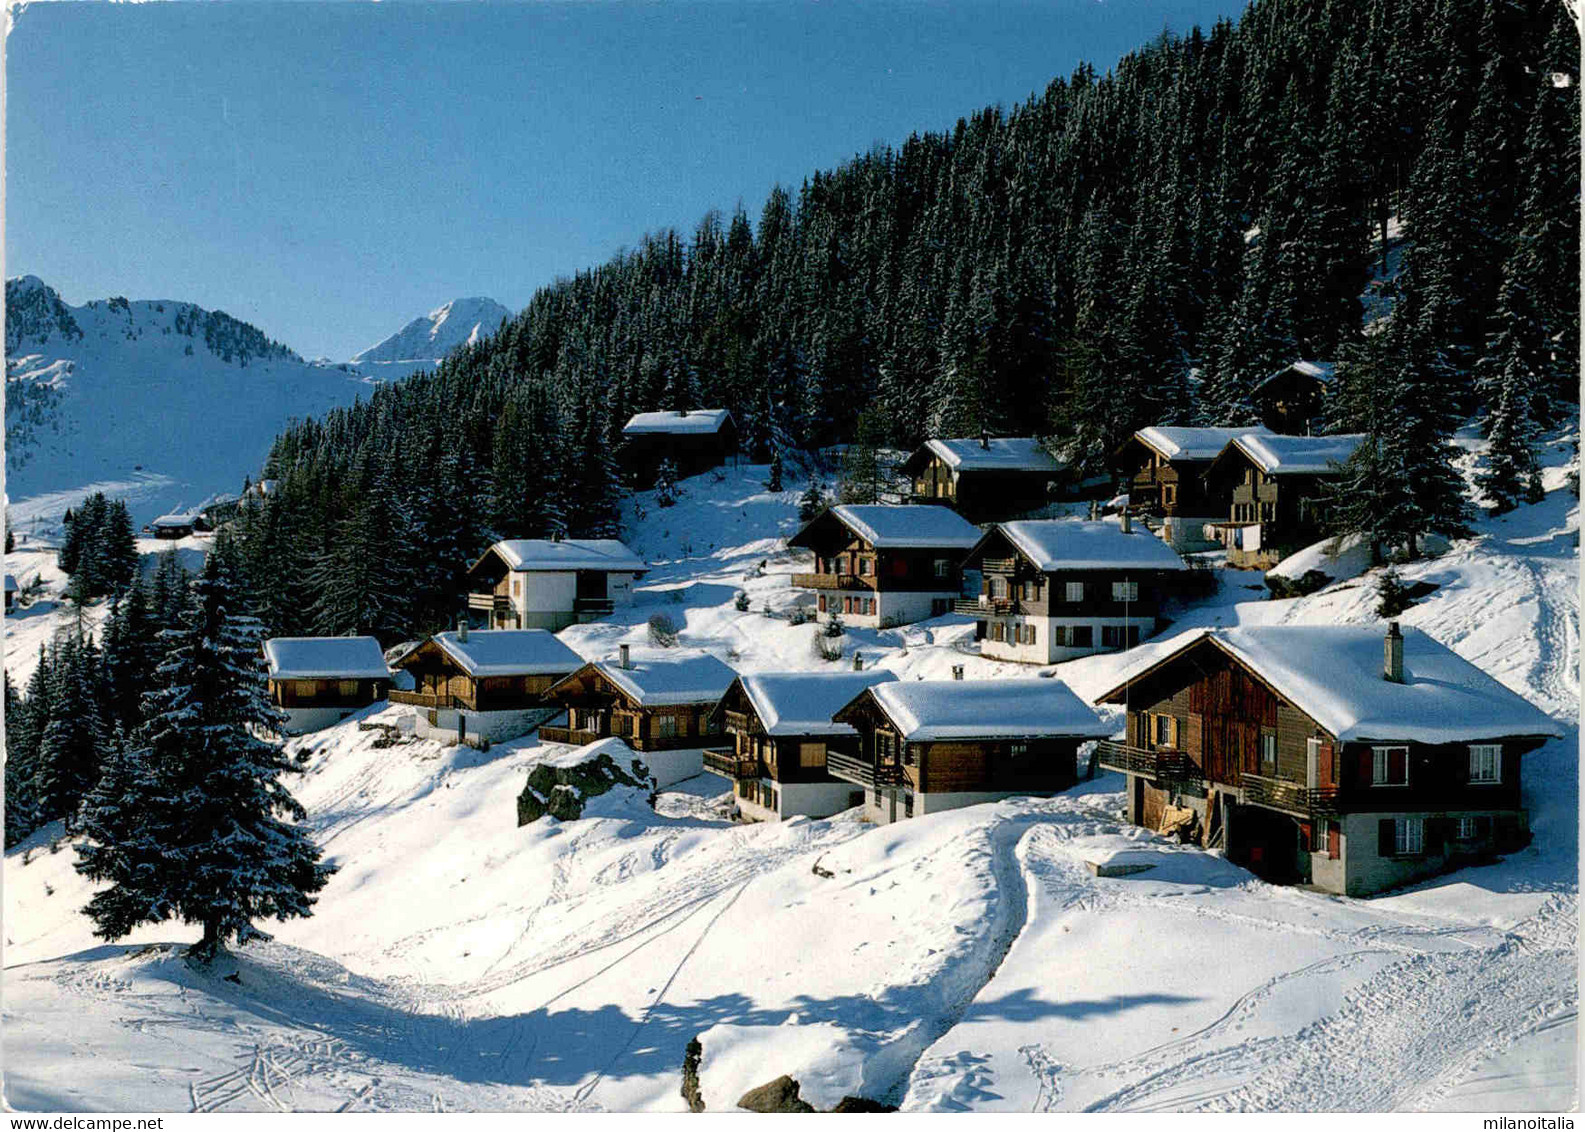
(3, 435), (1578, 1112)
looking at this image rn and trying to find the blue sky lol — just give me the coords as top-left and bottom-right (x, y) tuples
(7, 1), (1247, 360)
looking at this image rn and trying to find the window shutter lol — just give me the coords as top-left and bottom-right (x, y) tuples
(1425, 819), (1446, 855)
(1378, 819), (1395, 856)
(1389, 747), (1408, 784)
(1327, 824), (1340, 860)
(1357, 748), (1374, 788)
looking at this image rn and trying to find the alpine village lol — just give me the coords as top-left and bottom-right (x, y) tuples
(3, 0), (1579, 1116)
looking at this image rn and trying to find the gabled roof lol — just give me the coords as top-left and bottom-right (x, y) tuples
(264, 636), (391, 681)
(1255, 360), (1336, 395)
(791, 504), (982, 551)
(568, 649), (738, 707)
(986, 519), (1189, 573)
(425, 629), (585, 677)
(151, 512), (200, 528)
(922, 436), (1064, 474)
(851, 678), (1112, 742)
(621, 409), (734, 436)
(475, 539), (647, 575)
(1217, 432), (1367, 476)
(1094, 626), (1563, 745)
(731, 670), (899, 737)
(1130, 425), (1276, 463)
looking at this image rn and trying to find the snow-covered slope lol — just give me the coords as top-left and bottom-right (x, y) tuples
(4, 435), (1577, 1113)
(4, 276), (374, 528)
(349, 297), (511, 380)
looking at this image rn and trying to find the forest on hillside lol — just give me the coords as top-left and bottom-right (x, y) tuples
(243, 0), (1579, 641)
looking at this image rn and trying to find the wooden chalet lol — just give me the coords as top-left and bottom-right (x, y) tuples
(786, 504), (982, 627)
(827, 676), (1112, 823)
(541, 645), (736, 754)
(390, 627), (584, 744)
(465, 538), (647, 632)
(264, 635), (392, 735)
(704, 668), (898, 821)
(1252, 360), (1334, 435)
(1094, 624), (1562, 896)
(148, 510), (207, 540)
(4, 574), (16, 612)
(1114, 426), (1273, 550)
(620, 409), (738, 487)
(1202, 432), (1366, 568)
(900, 435), (1065, 522)
(958, 518), (1188, 664)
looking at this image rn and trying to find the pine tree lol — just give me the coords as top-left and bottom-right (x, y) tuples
(765, 449), (784, 493)
(100, 579), (163, 739)
(34, 635), (108, 828)
(75, 547), (335, 960)
(654, 458), (679, 508)
(798, 477), (827, 523)
(4, 673), (42, 846)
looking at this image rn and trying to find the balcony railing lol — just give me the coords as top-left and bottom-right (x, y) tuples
(826, 750), (904, 789)
(1239, 773), (1339, 817)
(390, 689), (474, 710)
(467, 593), (504, 612)
(790, 573), (874, 592)
(979, 557), (1017, 575)
(954, 597), (1022, 616)
(538, 725), (603, 747)
(1093, 741), (1203, 789)
(702, 748), (760, 780)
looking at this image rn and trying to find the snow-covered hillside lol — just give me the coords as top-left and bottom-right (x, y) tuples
(4, 276), (374, 529)
(349, 297), (512, 381)
(3, 437), (1577, 1113)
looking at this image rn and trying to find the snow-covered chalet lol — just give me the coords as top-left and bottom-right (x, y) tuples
(900, 434), (1065, 522)
(264, 635), (392, 734)
(465, 538), (647, 632)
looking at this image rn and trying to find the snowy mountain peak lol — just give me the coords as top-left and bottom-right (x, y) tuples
(350, 296), (512, 377)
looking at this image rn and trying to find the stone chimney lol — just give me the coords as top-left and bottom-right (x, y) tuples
(951, 665), (964, 681)
(619, 643), (631, 670)
(852, 653), (863, 671)
(1121, 510), (1132, 534)
(1088, 499), (1098, 521)
(980, 429), (990, 451)
(1384, 622), (1404, 683)
(457, 617), (469, 643)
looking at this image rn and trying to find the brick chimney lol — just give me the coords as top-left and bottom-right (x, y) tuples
(1384, 622), (1404, 683)
(980, 429), (990, 450)
(457, 617), (469, 643)
(619, 643), (631, 670)
(852, 653), (863, 671)
(951, 665), (964, 681)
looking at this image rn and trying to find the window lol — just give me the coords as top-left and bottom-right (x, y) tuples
(1260, 733), (1277, 772)
(799, 741), (825, 768)
(1112, 581), (1139, 602)
(512, 577), (522, 597)
(1009, 741), (1029, 759)
(818, 594), (827, 612)
(992, 621), (1006, 642)
(1164, 484), (1177, 506)
(656, 714), (679, 740)
(1469, 744), (1501, 784)
(1394, 817), (1424, 856)
(1153, 714), (1175, 748)
(934, 559), (951, 579)
(990, 577), (1007, 600)
(1457, 816), (1479, 840)
(1070, 625), (1093, 648)
(1372, 746), (1409, 786)
(1065, 581), (1085, 603)
(1102, 625), (1121, 648)
(859, 557), (871, 576)
(339, 679), (360, 697)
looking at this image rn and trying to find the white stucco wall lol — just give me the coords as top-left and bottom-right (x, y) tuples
(639, 746), (706, 789)
(280, 705), (364, 735)
(979, 616), (1148, 665)
(413, 706), (560, 746)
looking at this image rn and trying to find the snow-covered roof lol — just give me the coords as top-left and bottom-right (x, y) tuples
(1224, 433), (1366, 476)
(621, 409), (734, 436)
(996, 519), (1189, 573)
(863, 679), (1112, 742)
(485, 539), (647, 574)
(1255, 360), (1336, 393)
(589, 650), (738, 707)
(828, 504), (982, 550)
(1133, 425), (1275, 462)
(264, 636), (391, 681)
(925, 437), (1064, 474)
(151, 511), (200, 527)
(431, 629), (584, 677)
(1099, 626), (1563, 744)
(735, 670), (899, 737)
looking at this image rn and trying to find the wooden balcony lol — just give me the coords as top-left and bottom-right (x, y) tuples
(826, 750), (903, 789)
(1239, 773), (1340, 817)
(791, 573), (874, 592)
(1093, 741), (1203, 790)
(955, 596), (1021, 616)
(389, 689), (473, 710)
(538, 725), (603, 747)
(467, 592), (510, 614)
(979, 557), (1017, 575)
(702, 748), (760, 780)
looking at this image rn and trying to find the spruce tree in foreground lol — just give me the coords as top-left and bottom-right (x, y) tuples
(75, 546), (334, 962)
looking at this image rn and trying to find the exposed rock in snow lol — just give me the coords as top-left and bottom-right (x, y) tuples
(515, 737), (656, 824)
